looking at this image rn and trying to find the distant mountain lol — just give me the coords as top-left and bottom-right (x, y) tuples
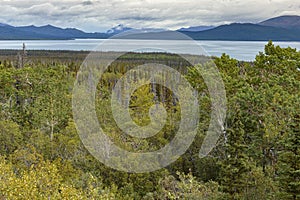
(0, 24), (109, 40)
(178, 26), (215, 32)
(180, 23), (300, 41)
(17, 25), (87, 38)
(258, 15), (300, 29)
(0, 25), (66, 40)
(0, 15), (300, 41)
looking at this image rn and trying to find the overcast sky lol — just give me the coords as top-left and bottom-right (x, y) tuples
(0, 0), (299, 32)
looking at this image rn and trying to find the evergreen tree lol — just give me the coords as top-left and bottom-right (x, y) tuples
(220, 107), (251, 198)
(277, 113), (300, 200)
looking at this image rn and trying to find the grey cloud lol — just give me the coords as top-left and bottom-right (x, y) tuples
(82, 1), (93, 6)
(0, 0), (299, 32)
(117, 16), (159, 21)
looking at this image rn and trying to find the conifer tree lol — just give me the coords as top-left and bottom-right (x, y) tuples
(220, 107), (251, 198)
(277, 113), (300, 200)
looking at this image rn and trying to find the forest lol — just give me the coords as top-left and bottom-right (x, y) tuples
(0, 41), (299, 199)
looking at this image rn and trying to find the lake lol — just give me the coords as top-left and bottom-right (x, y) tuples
(1, 39), (300, 61)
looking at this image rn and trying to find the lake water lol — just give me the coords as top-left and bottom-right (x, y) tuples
(1, 39), (300, 61)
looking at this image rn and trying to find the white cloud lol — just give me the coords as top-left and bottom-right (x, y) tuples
(0, 0), (299, 32)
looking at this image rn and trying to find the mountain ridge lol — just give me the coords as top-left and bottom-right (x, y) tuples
(258, 15), (300, 29)
(180, 22), (300, 41)
(0, 15), (300, 41)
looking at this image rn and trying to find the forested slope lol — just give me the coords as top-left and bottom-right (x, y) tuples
(0, 42), (299, 199)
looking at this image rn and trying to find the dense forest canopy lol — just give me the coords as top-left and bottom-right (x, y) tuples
(0, 41), (299, 199)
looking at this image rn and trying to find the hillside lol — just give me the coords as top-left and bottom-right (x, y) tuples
(180, 23), (300, 41)
(0, 43), (299, 199)
(259, 15), (300, 29)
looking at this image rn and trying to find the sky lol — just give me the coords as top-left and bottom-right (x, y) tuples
(0, 0), (299, 32)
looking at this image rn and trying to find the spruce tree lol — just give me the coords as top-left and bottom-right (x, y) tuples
(220, 107), (251, 198)
(277, 113), (300, 200)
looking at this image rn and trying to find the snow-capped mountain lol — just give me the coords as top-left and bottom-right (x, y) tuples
(178, 26), (215, 32)
(106, 24), (133, 35)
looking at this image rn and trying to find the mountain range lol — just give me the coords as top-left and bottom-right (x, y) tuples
(0, 15), (300, 41)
